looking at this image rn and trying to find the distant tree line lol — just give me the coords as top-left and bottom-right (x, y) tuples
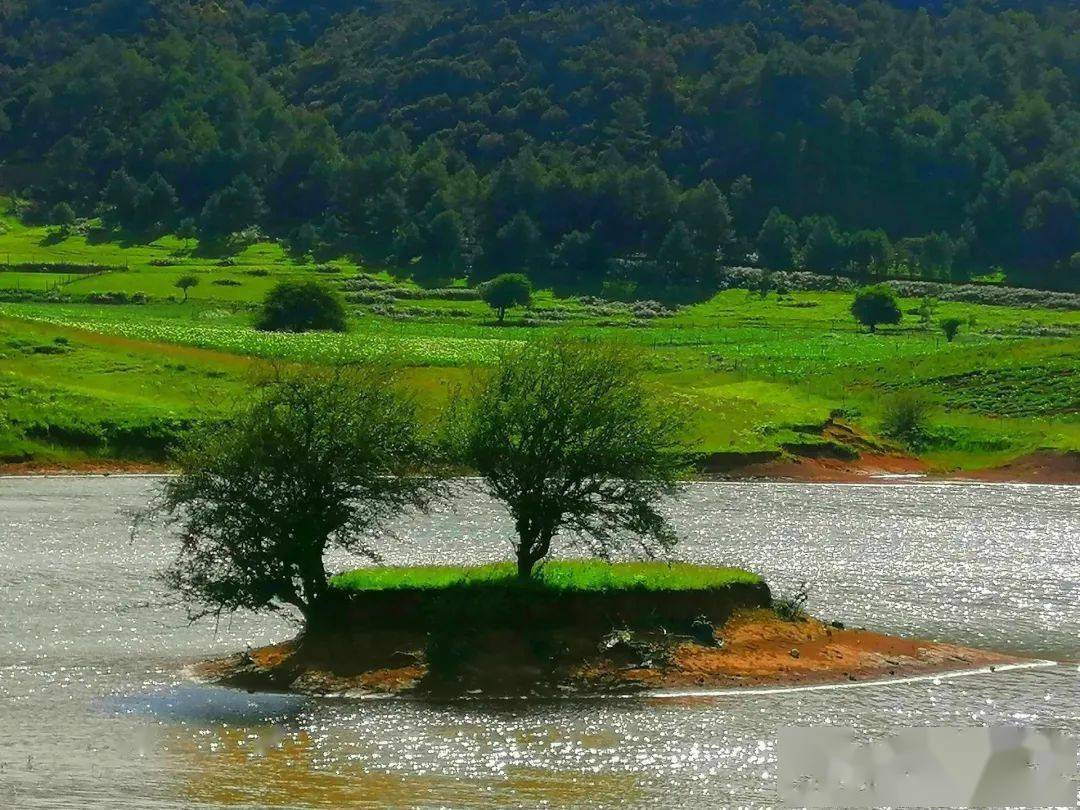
(1, 0), (1077, 291)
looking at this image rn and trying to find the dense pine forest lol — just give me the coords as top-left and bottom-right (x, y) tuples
(1, 0), (1077, 292)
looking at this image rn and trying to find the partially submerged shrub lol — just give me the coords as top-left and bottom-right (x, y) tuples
(773, 582), (809, 622)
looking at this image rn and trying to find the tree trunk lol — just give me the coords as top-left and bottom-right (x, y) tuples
(498, 307), (505, 324)
(516, 545), (534, 579)
(515, 527), (552, 579)
(298, 549), (330, 631)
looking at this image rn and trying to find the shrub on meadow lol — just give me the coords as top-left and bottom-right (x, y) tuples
(851, 285), (903, 332)
(256, 280), (348, 332)
(880, 390), (933, 446)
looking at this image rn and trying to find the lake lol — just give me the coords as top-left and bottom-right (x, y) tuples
(1, 476), (1077, 807)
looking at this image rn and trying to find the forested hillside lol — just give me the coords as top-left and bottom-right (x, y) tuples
(1, 0), (1077, 291)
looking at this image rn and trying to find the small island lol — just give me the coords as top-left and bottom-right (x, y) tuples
(194, 561), (1022, 698)
(136, 336), (1024, 701)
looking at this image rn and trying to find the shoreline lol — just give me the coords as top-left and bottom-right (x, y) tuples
(4, 449), (1078, 484)
(191, 610), (1032, 699)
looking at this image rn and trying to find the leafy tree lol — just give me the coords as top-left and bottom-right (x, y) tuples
(916, 296), (938, 328)
(851, 285), (902, 333)
(319, 213), (344, 250)
(756, 269), (774, 299)
(199, 175), (266, 243)
(151, 366), (436, 627)
(49, 202), (76, 234)
(256, 280), (347, 332)
(424, 209), (466, 274)
(101, 170), (142, 230)
(453, 337), (690, 579)
(757, 209), (798, 270)
(177, 218), (198, 250)
(802, 217), (847, 274)
(553, 229), (603, 285)
(288, 223), (320, 258)
(940, 316), (963, 342)
(658, 221), (697, 281)
(847, 230), (892, 277)
(139, 172), (179, 233)
(480, 273), (532, 323)
(678, 180), (731, 259)
(174, 274), (199, 303)
(899, 233), (956, 279)
(486, 211), (542, 275)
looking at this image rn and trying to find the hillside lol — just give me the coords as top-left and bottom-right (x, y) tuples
(0, 209), (1077, 474)
(0, 0), (1078, 292)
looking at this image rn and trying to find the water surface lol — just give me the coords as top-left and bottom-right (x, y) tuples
(1, 477), (1077, 807)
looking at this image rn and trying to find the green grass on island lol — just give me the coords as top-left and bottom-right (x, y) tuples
(327, 563), (771, 635)
(1, 207), (1078, 472)
(331, 561), (763, 594)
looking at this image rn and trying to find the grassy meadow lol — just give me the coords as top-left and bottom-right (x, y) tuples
(1, 207), (1077, 471)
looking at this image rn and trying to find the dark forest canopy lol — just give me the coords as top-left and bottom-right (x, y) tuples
(1, 0), (1077, 291)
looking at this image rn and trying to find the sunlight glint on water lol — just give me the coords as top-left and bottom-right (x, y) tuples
(0, 476), (1077, 807)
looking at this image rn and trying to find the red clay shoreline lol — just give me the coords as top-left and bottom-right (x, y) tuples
(706, 449), (1080, 485)
(4, 449), (1078, 483)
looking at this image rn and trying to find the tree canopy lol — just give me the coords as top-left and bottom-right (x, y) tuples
(851, 284), (904, 332)
(1, 0), (1078, 291)
(480, 273), (533, 323)
(256, 280), (347, 333)
(453, 337), (691, 579)
(150, 366), (437, 628)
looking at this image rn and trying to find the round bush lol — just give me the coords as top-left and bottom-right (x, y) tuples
(850, 284), (902, 332)
(256, 280), (347, 332)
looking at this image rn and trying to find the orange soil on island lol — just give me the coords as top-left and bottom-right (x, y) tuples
(192, 609), (1026, 697)
(584, 610), (1022, 691)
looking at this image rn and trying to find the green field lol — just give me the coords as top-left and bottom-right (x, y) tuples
(1, 209), (1077, 471)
